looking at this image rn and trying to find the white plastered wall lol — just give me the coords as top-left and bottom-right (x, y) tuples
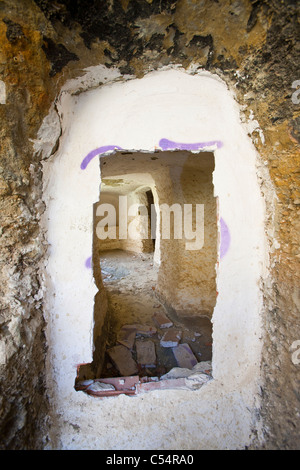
(41, 67), (269, 449)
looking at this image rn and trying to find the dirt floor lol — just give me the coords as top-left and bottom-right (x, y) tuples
(99, 249), (213, 379)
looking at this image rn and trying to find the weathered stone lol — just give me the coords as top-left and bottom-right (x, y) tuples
(161, 361), (212, 380)
(152, 312), (173, 329)
(86, 381), (115, 392)
(160, 329), (182, 348)
(75, 379), (94, 390)
(107, 345), (138, 376)
(172, 343), (198, 369)
(79, 379), (94, 387)
(134, 324), (157, 336)
(136, 340), (156, 367)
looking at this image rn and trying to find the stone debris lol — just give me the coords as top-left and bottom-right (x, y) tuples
(134, 324), (157, 337)
(136, 340), (156, 367)
(117, 325), (137, 349)
(184, 373), (211, 390)
(160, 329), (182, 348)
(78, 379), (94, 387)
(191, 361), (212, 374)
(152, 311), (173, 329)
(185, 373), (211, 388)
(161, 367), (193, 380)
(98, 270), (212, 380)
(107, 344), (138, 376)
(160, 361), (212, 380)
(86, 381), (116, 392)
(172, 343), (198, 369)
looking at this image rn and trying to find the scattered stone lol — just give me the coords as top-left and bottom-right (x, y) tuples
(117, 325), (137, 349)
(192, 361), (212, 375)
(136, 340), (156, 367)
(134, 324), (157, 336)
(160, 329), (182, 348)
(160, 361), (212, 380)
(184, 373), (211, 389)
(161, 367), (193, 380)
(76, 379), (95, 390)
(107, 344), (138, 376)
(86, 381), (116, 392)
(152, 311), (173, 329)
(78, 379), (94, 387)
(172, 343), (198, 369)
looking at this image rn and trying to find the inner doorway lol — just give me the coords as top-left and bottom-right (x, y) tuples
(86, 149), (217, 382)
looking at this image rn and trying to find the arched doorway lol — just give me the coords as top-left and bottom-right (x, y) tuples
(41, 67), (267, 448)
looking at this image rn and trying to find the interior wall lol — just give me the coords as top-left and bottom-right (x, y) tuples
(96, 186), (154, 254)
(40, 68), (270, 449)
(156, 152), (217, 317)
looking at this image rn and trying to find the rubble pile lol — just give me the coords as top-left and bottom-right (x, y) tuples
(102, 311), (209, 379)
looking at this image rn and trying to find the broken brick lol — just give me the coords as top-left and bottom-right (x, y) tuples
(107, 344), (138, 376)
(152, 311), (173, 329)
(136, 340), (156, 367)
(160, 329), (182, 348)
(172, 343), (198, 369)
(98, 376), (139, 391)
(134, 324), (157, 336)
(117, 325), (137, 349)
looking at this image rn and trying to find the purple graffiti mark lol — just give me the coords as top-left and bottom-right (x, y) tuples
(220, 218), (230, 259)
(80, 145), (122, 170)
(81, 139), (223, 169)
(85, 256), (92, 269)
(159, 138), (223, 151)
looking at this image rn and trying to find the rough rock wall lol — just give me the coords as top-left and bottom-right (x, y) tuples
(0, 0), (299, 449)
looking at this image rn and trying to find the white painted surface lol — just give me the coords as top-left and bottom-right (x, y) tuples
(41, 67), (270, 449)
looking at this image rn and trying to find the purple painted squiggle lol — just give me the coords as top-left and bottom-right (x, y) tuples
(159, 138), (223, 151)
(80, 145), (122, 170)
(220, 218), (230, 258)
(85, 256), (92, 269)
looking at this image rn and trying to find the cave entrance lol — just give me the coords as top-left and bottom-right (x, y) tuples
(76, 149), (217, 389)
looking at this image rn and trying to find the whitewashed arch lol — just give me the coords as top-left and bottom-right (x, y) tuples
(41, 67), (268, 450)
